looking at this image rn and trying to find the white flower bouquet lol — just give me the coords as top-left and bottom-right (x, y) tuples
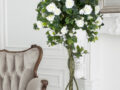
(34, 0), (104, 90)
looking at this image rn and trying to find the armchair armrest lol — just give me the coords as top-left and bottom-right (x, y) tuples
(41, 80), (48, 90)
(26, 78), (48, 90)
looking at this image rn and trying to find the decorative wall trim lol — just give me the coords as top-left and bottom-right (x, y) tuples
(99, 0), (120, 13)
(3, 0), (63, 52)
(100, 14), (120, 35)
(38, 68), (65, 89)
(0, 0), (5, 49)
(77, 79), (92, 89)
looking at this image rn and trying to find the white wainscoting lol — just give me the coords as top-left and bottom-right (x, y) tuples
(0, 0), (91, 90)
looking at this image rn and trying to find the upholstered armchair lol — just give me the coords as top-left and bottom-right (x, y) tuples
(0, 45), (48, 90)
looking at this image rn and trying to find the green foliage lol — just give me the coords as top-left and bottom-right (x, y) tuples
(34, 0), (102, 90)
(34, 0), (103, 58)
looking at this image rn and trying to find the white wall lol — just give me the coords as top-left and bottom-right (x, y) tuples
(0, 0), (90, 90)
(90, 14), (120, 90)
(1, 0), (120, 90)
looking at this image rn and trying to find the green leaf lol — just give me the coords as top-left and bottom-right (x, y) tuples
(72, 36), (77, 42)
(66, 9), (72, 14)
(84, 50), (88, 54)
(51, 42), (56, 46)
(33, 23), (39, 30)
(65, 17), (70, 24)
(94, 36), (98, 40)
(80, 47), (84, 52)
(42, 22), (47, 27)
(41, 8), (46, 13)
(67, 39), (73, 45)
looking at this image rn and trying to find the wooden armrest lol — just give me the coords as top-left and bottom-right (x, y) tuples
(41, 80), (48, 90)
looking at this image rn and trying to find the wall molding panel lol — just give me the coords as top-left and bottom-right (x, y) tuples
(38, 68), (65, 89)
(0, 0), (5, 49)
(90, 13), (120, 90)
(100, 13), (120, 35)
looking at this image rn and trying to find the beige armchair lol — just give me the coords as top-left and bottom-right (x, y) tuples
(0, 45), (48, 90)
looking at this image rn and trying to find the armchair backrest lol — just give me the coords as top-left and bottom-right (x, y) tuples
(0, 45), (43, 90)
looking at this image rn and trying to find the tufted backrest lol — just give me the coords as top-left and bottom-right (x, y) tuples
(0, 45), (43, 90)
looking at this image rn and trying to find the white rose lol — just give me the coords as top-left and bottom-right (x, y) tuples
(73, 28), (76, 33)
(56, 33), (62, 36)
(63, 35), (67, 41)
(75, 19), (84, 27)
(69, 33), (73, 37)
(54, 8), (61, 15)
(36, 21), (43, 29)
(46, 3), (57, 12)
(95, 5), (100, 14)
(88, 16), (93, 20)
(79, 9), (84, 15)
(83, 5), (92, 15)
(80, 17), (84, 20)
(85, 22), (88, 25)
(65, 0), (74, 8)
(46, 15), (55, 22)
(49, 30), (54, 36)
(61, 26), (68, 34)
(96, 17), (103, 26)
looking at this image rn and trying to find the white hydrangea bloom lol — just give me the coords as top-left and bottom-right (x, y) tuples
(49, 30), (54, 36)
(54, 8), (61, 15)
(96, 16), (103, 26)
(61, 26), (68, 34)
(95, 5), (100, 14)
(83, 5), (92, 15)
(46, 15), (55, 22)
(36, 21), (43, 29)
(75, 19), (84, 28)
(65, 0), (74, 8)
(79, 9), (84, 15)
(46, 3), (57, 12)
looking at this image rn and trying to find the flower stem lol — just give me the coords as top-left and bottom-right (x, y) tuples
(66, 47), (75, 90)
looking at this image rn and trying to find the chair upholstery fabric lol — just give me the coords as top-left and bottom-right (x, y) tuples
(26, 78), (42, 90)
(0, 46), (42, 90)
